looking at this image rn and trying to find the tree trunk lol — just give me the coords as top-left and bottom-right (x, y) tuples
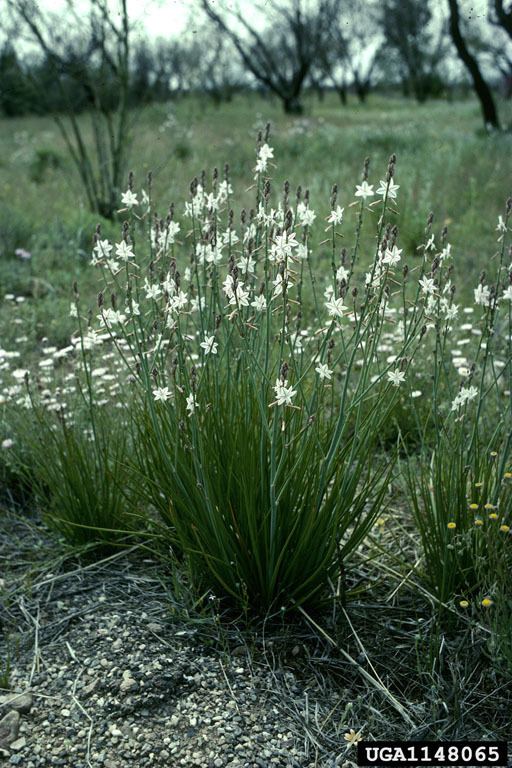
(355, 84), (367, 103)
(283, 96), (303, 114)
(338, 86), (347, 105)
(447, 0), (500, 129)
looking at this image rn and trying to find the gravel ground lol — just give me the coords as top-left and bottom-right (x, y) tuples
(0, 513), (358, 768)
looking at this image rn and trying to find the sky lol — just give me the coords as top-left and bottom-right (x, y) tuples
(1, 0), (495, 53)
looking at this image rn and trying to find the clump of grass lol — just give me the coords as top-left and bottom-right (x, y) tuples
(77, 133), (441, 612)
(403, 198), (512, 617)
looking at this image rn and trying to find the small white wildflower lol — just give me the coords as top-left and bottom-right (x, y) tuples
(325, 296), (347, 318)
(144, 280), (162, 301)
(2, 438), (14, 449)
(200, 334), (218, 355)
(354, 181), (374, 200)
(382, 245), (402, 266)
(93, 239), (112, 258)
(376, 179), (400, 199)
(115, 241), (134, 261)
(297, 202), (316, 227)
(121, 190), (139, 208)
(327, 205), (344, 225)
(336, 266), (349, 282)
(186, 392), (198, 416)
(419, 276), (436, 295)
(251, 294), (267, 312)
(387, 369), (406, 387)
(254, 143), (274, 176)
(153, 387), (172, 402)
(273, 379), (297, 407)
(502, 285), (512, 302)
(496, 215), (507, 234)
(451, 385), (479, 411)
(474, 284), (491, 306)
(237, 255), (256, 275)
(315, 363), (333, 380)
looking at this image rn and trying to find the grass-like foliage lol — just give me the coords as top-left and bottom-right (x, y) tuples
(81, 138), (435, 610)
(1, 123), (511, 623)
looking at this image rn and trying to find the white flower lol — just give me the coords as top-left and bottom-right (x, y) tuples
(328, 206), (344, 225)
(237, 255), (256, 275)
(190, 296), (206, 313)
(296, 243), (309, 260)
(315, 363), (333, 380)
(355, 181), (374, 200)
(115, 241), (134, 261)
(126, 300), (140, 316)
(221, 229), (239, 246)
(502, 285), (512, 301)
(425, 234), (436, 251)
(186, 392), (198, 416)
(69, 302), (78, 318)
(121, 190), (138, 208)
(167, 290), (189, 314)
(254, 143), (274, 176)
(496, 215), (507, 234)
(200, 334), (218, 355)
(387, 369), (406, 387)
(382, 246), (402, 266)
(251, 294), (267, 312)
(93, 239), (112, 258)
(440, 243), (452, 262)
(162, 274), (177, 296)
(451, 386), (479, 411)
(376, 179), (400, 199)
(325, 296), (347, 318)
(474, 284), (491, 306)
(98, 308), (125, 327)
(2, 438), (14, 449)
(230, 283), (250, 307)
(419, 276), (436, 295)
(153, 386), (172, 402)
(144, 280), (162, 301)
(336, 266), (349, 282)
(270, 231), (299, 262)
(273, 379), (297, 407)
(297, 202), (316, 227)
(106, 258), (121, 274)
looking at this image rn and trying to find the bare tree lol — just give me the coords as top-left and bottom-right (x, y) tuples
(341, 0), (382, 103)
(447, 0), (500, 128)
(491, 0), (512, 38)
(379, 0), (448, 102)
(184, 25), (243, 104)
(201, 0), (341, 114)
(7, 0), (131, 218)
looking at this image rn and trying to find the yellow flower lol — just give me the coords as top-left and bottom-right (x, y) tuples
(474, 519), (484, 526)
(447, 522), (456, 529)
(344, 729), (363, 745)
(504, 472), (512, 480)
(490, 451), (498, 458)
(459, 600), (469, 609)
(488, 513), (498, 520)
(469, 503), (479, 510)
(483, 503), (495, 510)
(499, 524), (510, 533)
(481, 598), (493, 608)
(474, 482), (483, 488)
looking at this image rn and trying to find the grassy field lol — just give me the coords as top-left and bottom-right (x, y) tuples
(0, 92), (511, 348)
(1, 92), (512, 758)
